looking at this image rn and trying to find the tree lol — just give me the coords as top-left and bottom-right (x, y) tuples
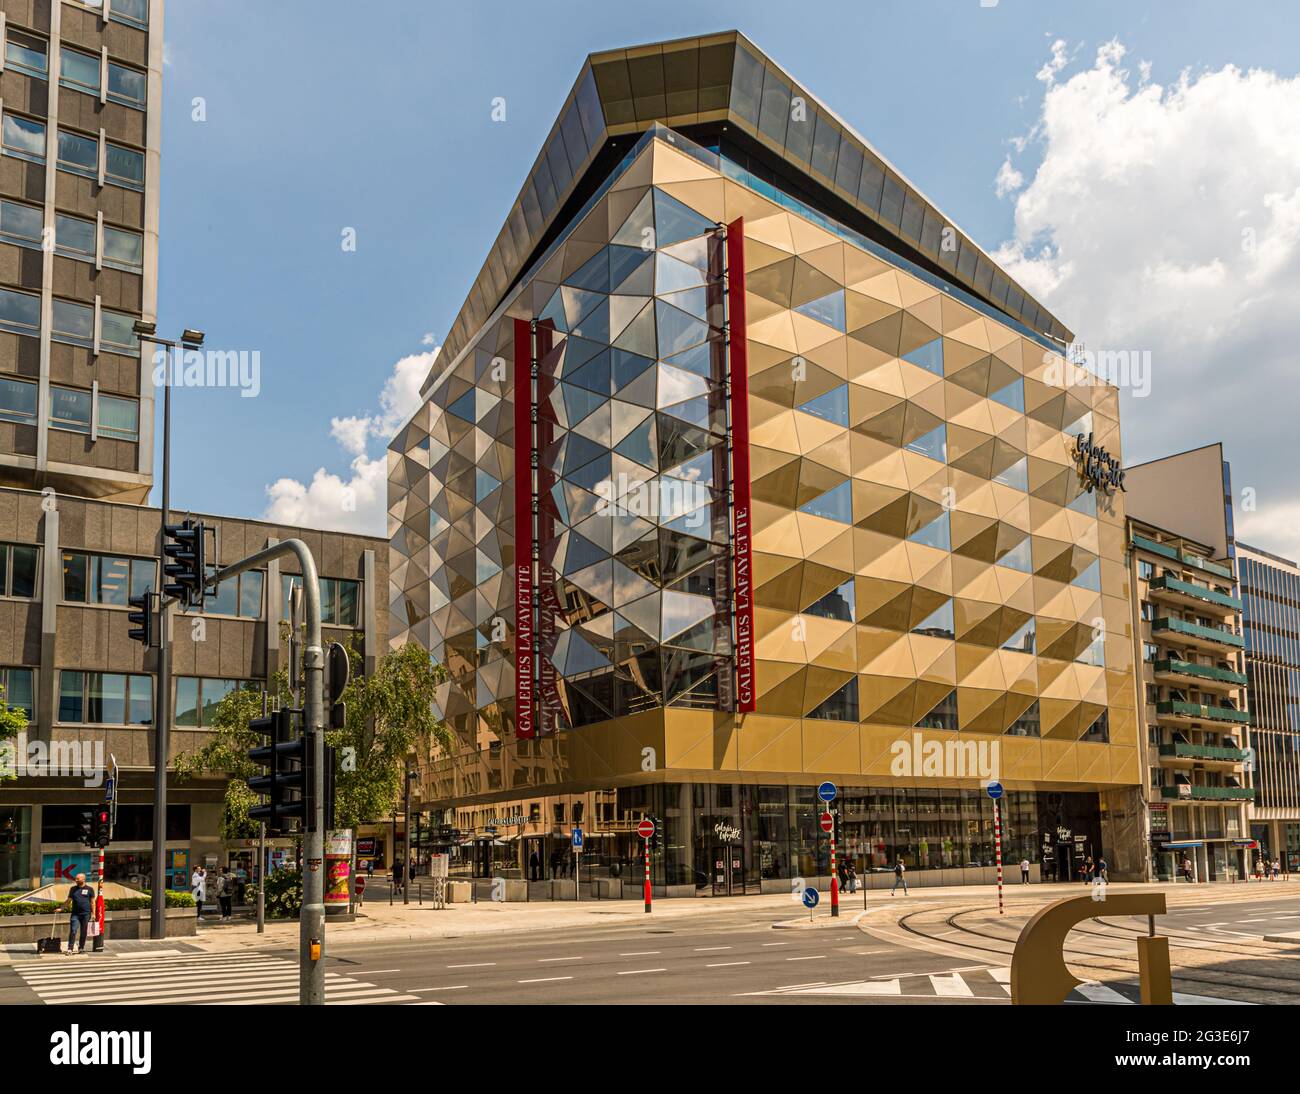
(330, 641), (453, 828)
(0, 685), (26, 784)
(174, 641), (451, 834)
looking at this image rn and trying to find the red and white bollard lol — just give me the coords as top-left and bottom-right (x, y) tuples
(994, 800), (1004, 915)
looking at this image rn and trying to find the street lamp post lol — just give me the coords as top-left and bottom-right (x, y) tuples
(135, 322), (204, 940)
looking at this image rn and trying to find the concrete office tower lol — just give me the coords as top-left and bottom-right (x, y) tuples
(388, 32), (1140, 892)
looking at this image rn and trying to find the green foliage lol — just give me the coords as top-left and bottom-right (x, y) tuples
(261, 866), (301, 918)
(0, 685), (27, 784)
(0, 890), (194, 917)
(330, 640), (453, 828)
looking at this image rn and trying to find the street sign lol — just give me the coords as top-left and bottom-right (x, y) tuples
(817, 780), (837, 802)
(986, 782), (1004, 800)
(819, 812), (834, 833)
(638, 818), (655, 840)
(802, 886), (820, 909)
(571, 827), (584, 851)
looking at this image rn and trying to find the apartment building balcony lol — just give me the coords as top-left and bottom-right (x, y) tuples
(1159, 784), (1256, 802)
(1151, 617), (1244, 652)
(1148, 575), (1241, 616)
(1152, 658), (1248, 694)
(1156, 741), (1249, 770)
(1155, 700), (1250, 727)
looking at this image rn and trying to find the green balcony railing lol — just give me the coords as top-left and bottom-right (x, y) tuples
(1131, 534), (1180, 562)
(1181, 553), (1234, 580)
(1149, 575), (1241, 612)
(1153, 659), (1248, 686)
(1160, 785), (1256, 802)
(1156, 700), (1250, 725)
(1157, 742), (1249, 763)
(1152, 617), (1244, 648)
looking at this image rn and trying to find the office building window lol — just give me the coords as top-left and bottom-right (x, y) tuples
(57, 129), (99, 178)
(1, 113), (46, 163)
(100, 309), (141, 353)
(98, 395), (139, 441)
(62, 552), (154, 605)
(110, 0), (150, 30)
(103, 226), (144, 272)
(0, 377), (38, 425)
(59, 46), (101, 96)
(202, 568), (263, 619)
(55, 213), (97, 260)
(48, 385), (92, 433)
(175, 677), (257, 728)
(105, 142), (144, 190)
(0, 543), (38, 598)
(58, 670), (152, 725)
(282, 575), (360, 626)
(5, 30), (48, 80)
(0, 199), (43, 248)
(0, 288), (40, 338)
(107, 62), (146, 108)
(0, 666), (34, 719)
(51, 299), (94, 348)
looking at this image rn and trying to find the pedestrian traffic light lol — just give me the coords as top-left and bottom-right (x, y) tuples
(78, 810), (95, 848)
(127, 590), (153, 647)
(647, 815), (662, 850)
(162, 518), (205, 606)
(93, 807), (111, 848)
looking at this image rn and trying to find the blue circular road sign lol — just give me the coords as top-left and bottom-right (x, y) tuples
(802, 886), (820, 909)
(986, 782), (1004, 800)
(817, 781), (837, 802)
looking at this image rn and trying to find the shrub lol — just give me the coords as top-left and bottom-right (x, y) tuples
(0, 889), (195, 917)
(262, 866), (302, 919)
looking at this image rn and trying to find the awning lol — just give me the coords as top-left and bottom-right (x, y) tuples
(1162, 840), (1204, 848)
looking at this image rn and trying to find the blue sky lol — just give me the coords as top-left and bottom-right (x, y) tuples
(156, 0), (1300, 555)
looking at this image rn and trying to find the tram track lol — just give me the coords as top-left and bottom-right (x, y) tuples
(885, 904), (1300, 1003)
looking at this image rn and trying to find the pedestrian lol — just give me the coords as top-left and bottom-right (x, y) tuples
(844, 860), (857, 894)
(1181, 855), (1193, 882)
(548, 848), (560, 879)
(409, 860), (418, 884)
(837, 855), (848, 892)
(1097, 856), (1108, 882)
(1273, 858), (1281, 880)
(366, 860), (374, 878)
(191, 865), (206, 919)
(1020, 858), (1030, 884)
(1084, 855), (1094, 883)
(64, 872), (95, 955)
(890, 859), (908, 895)
(529, 849), (541, 881)
(217, 866), (235, 920)
(391, 858), (404, 894)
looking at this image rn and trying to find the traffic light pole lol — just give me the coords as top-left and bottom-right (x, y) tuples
(149, 351), (172, 940)
(212, 539), (326, 1005)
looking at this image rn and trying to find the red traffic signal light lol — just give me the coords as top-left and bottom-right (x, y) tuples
(94, 809), (111, 848)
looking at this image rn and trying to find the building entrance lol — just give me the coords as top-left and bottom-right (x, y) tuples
(709, 845), (745, 895)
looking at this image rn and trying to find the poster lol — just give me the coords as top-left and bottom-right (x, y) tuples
(42, 853), (93, 884)
(324, 829), (352, 905)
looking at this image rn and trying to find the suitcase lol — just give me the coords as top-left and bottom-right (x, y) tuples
(36, 915), (62, 955)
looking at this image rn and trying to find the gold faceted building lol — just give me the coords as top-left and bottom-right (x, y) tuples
(388, 32), (1139, 892)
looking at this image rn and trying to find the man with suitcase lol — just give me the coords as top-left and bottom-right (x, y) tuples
(64, 872), (95, 955)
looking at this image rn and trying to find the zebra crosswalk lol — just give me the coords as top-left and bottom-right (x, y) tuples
(12, 950), (434, 1005)
(751, 966), (1251, 1004)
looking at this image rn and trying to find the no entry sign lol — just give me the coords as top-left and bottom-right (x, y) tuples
(638, 818), (655, 840)
(820, 812), (834, 833)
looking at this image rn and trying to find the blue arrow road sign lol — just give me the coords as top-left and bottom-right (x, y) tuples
(802, 886), (820, 909)
(817, 781), (837, 802)
(571, 827), (584, 850)
(986, 782), (1004, 800)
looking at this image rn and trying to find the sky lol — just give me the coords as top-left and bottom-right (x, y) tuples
(156, 0), (1300, 560)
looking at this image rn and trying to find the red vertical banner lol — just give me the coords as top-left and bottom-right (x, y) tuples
(534, 323), (561, 735)
(513, 317), (534, 739)
(727, 218), (756, 714)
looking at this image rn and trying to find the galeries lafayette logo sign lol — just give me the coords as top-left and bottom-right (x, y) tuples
(1073, 432), (1126, 495)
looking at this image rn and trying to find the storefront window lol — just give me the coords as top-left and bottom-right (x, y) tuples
(0, 806), (32, 889)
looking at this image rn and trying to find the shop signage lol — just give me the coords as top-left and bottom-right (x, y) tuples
(42, 853), (92, 883)
(714, 821), (741, 843)
(1073, 432), (1126, 495)
(727, 217), (756, 714)
(488, 814), (526, 827)
(514, 318), (536, 740)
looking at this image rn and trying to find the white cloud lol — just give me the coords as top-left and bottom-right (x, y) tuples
(995, 157), (1024, 198)
(993, 41), (1300, 562)
(263, 348), (437, 535)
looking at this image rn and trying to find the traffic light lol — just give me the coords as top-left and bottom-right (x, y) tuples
(162, 518), (205, 606)
(127, 591), (153, 647)
(248, 710), (326, 834)
(78, 810), (95, 848)
(93, 807), (111, 848)
(647, 815), (662, 850)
